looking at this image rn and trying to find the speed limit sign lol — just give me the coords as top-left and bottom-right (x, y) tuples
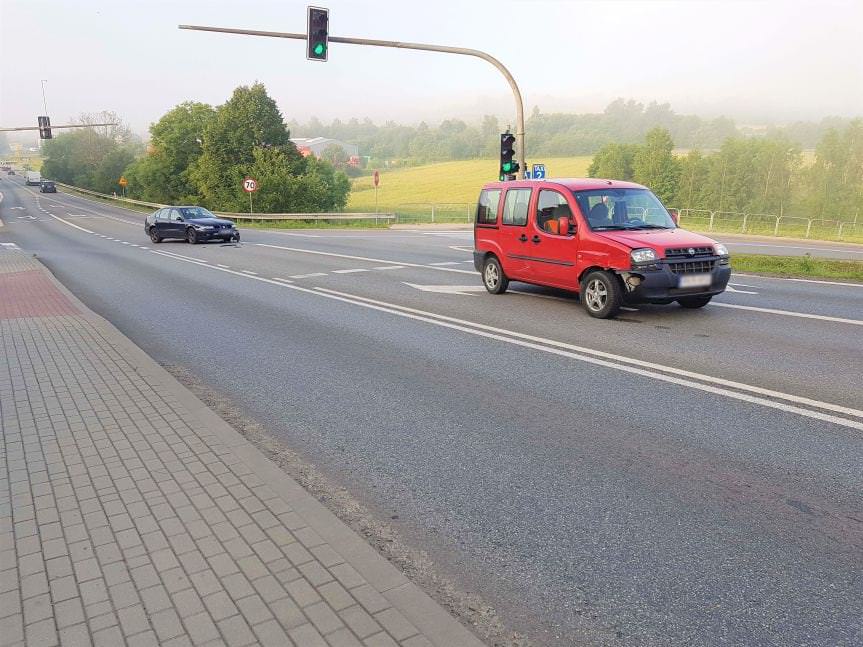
(243, 177), (258, 193)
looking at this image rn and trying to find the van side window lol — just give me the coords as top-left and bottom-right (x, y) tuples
(502, 189), (531, 226)
(476, 189), (501, 224)
(535, 190), (572, 235)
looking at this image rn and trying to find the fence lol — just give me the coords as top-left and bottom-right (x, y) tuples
(392, 203), (474, 224)
(676, 208), (863, 243)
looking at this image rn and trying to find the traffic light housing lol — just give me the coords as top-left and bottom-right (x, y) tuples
(38, 115), (52, 139)
(307, 7), (329, 61)
(499, 133), (518, 180)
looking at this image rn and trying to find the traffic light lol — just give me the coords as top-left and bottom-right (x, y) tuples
(307, 6), (329, 61)
(38, 115), (52, 139)
(499, 133), (519, 180)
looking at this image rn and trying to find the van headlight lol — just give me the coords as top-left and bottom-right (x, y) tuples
(630, 248), (657, 264)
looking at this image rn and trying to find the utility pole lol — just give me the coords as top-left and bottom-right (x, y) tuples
(40, 80), (49, 115)
(178, 23), (526, 174)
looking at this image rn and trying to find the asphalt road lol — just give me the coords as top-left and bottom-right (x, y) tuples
(2, 177), (862, 646)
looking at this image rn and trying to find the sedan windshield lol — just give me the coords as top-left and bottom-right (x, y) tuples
(573, 188), (676, 231)
(179, 207), (216, 220)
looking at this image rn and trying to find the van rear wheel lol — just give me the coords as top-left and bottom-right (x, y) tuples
(581, 270), (622, 319)
(482, 256), (508, 294)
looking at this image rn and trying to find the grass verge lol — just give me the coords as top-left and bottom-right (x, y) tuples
(238, 219), (390, 230)
(732, 254), (863, 282)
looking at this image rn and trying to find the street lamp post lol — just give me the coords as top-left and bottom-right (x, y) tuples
(178, 24), (526, 174)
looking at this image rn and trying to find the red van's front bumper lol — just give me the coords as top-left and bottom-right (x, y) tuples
(622, 260), (731, 304)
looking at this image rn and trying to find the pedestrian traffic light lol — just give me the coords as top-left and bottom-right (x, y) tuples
(307, 6), (329, 61)
(38, 115), (52, 139)
(499, 133), (518, 180)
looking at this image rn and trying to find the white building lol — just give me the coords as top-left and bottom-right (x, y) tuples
(290, 137), (358, 159)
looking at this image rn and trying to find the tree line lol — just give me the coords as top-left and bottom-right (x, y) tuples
(288, 99), (854, 166)
(588, 121), (863, 219)
(41, 84), (350, 213)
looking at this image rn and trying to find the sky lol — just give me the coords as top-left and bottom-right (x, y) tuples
(1, 0), (862, 138)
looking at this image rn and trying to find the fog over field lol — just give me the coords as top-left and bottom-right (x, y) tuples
(1, 0), (861, 136)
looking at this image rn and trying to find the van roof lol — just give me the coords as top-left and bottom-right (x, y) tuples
(481, 178), (647, 191)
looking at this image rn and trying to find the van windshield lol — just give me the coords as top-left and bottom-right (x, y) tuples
(573, 188), (676, 230)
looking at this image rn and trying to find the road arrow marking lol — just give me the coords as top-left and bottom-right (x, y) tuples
(403, 282), (486, 296)
(725, 285), (758, 294)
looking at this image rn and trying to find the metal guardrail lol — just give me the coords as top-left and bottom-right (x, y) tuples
(53, 182), (395, 223)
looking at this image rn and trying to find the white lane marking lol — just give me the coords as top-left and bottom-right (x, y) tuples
(315, 287), (863, 424)
(403, 283), (486, 295)
(47, 213), (94, 234)
(270, 277), (294, 283)
(724, 285), (758, 295)
(727, 282), (761, 288)
(332, 268), (369, 274)
(733, 273), (863, 288)
(266, 231), (322, 238)
(0, 218), (4, 227)
(726, 242), (863, 255)
(0, 242), (20, 249)
(429, 261), (462, 266)
(449, 245), (474, 253)
(255, 243), (475, 275)
(153, 249), (211, 264)
(710, 302), (863, 326)
(421, 231), (472, 236)
(121, 242), (130, 245)
(216, 264), (230, 268)
(290, 272), (328, 279)
(143, 248), (863, 430)
(242, 270), (258, 275)
(374, 265), (405, 271)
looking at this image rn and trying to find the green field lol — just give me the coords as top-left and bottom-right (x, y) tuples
(347, 157), (592, 213)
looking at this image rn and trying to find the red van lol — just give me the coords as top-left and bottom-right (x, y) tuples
(473, 178), (730, 318)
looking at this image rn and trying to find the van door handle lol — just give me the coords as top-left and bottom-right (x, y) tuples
(518, 234), (528, 242)
(531, 235), (541, 243)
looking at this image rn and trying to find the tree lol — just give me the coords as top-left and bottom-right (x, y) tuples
(632, 128), (679, 203)
(189, 83), (299, 209)
(588, 143), (637, 180)
(124, 102), (214, 203)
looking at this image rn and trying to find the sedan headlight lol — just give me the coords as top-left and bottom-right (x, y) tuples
(714, 243), (729, 257)
(630, 248), (658, 264)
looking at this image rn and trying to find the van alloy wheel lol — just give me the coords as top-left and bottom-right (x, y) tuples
(482, 256), (508, 294)
(585, 279), (607, 312)
(484, 263), (499, 289)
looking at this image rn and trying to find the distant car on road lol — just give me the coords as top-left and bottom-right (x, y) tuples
(473, 178), (731, 318)
(145, 206), (240, 244)
(6, 170), (15, 175)
(39, 180), (57, 193)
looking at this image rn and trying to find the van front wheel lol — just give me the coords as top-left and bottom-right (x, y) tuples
(482, 256), (508, 294)
(581, 270), (622, 319)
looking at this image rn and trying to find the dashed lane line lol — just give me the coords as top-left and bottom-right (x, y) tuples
(332, 268), (369, 274)
(289, 272), (328, 279)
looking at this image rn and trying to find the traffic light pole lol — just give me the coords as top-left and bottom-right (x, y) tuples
(178, 24), (526, 174)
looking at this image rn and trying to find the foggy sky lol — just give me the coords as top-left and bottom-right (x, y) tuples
(1, 0), (861, 137)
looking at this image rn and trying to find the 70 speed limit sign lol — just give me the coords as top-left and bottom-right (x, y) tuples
(243, 177), (258, 193)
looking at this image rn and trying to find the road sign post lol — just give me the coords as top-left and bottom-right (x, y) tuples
(243, 177), (258, 217)
(118, 176), (128, 197)
(373, 170), (380, 214)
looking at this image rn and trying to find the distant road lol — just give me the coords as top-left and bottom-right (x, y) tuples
(2, 175), (862, 646)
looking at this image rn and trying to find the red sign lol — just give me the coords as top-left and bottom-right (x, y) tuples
(243, 177), (258, 193)
(373, 170), (380, 188)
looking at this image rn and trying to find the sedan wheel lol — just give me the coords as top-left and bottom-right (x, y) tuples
(149, 228), (162, 244)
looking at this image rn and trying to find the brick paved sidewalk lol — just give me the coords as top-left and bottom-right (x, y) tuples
(0, 248), (483, 647)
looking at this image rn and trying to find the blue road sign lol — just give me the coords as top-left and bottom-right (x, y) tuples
(532, 164), (546, 179)
(523, 170), (531, 179)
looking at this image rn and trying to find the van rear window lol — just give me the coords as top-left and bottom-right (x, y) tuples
(476, 189), (501, 224)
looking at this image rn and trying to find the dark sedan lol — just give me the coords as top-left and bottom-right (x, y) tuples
(40, 180), (57, 193)
(144, 206), (240, 244)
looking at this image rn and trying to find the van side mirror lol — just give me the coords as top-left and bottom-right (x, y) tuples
(668, 208), (679, 225)
(559, 216), (575, 235)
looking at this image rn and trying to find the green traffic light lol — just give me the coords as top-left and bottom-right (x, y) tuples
(502, 162), (513, 172)
(313, 42), (326, 56)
